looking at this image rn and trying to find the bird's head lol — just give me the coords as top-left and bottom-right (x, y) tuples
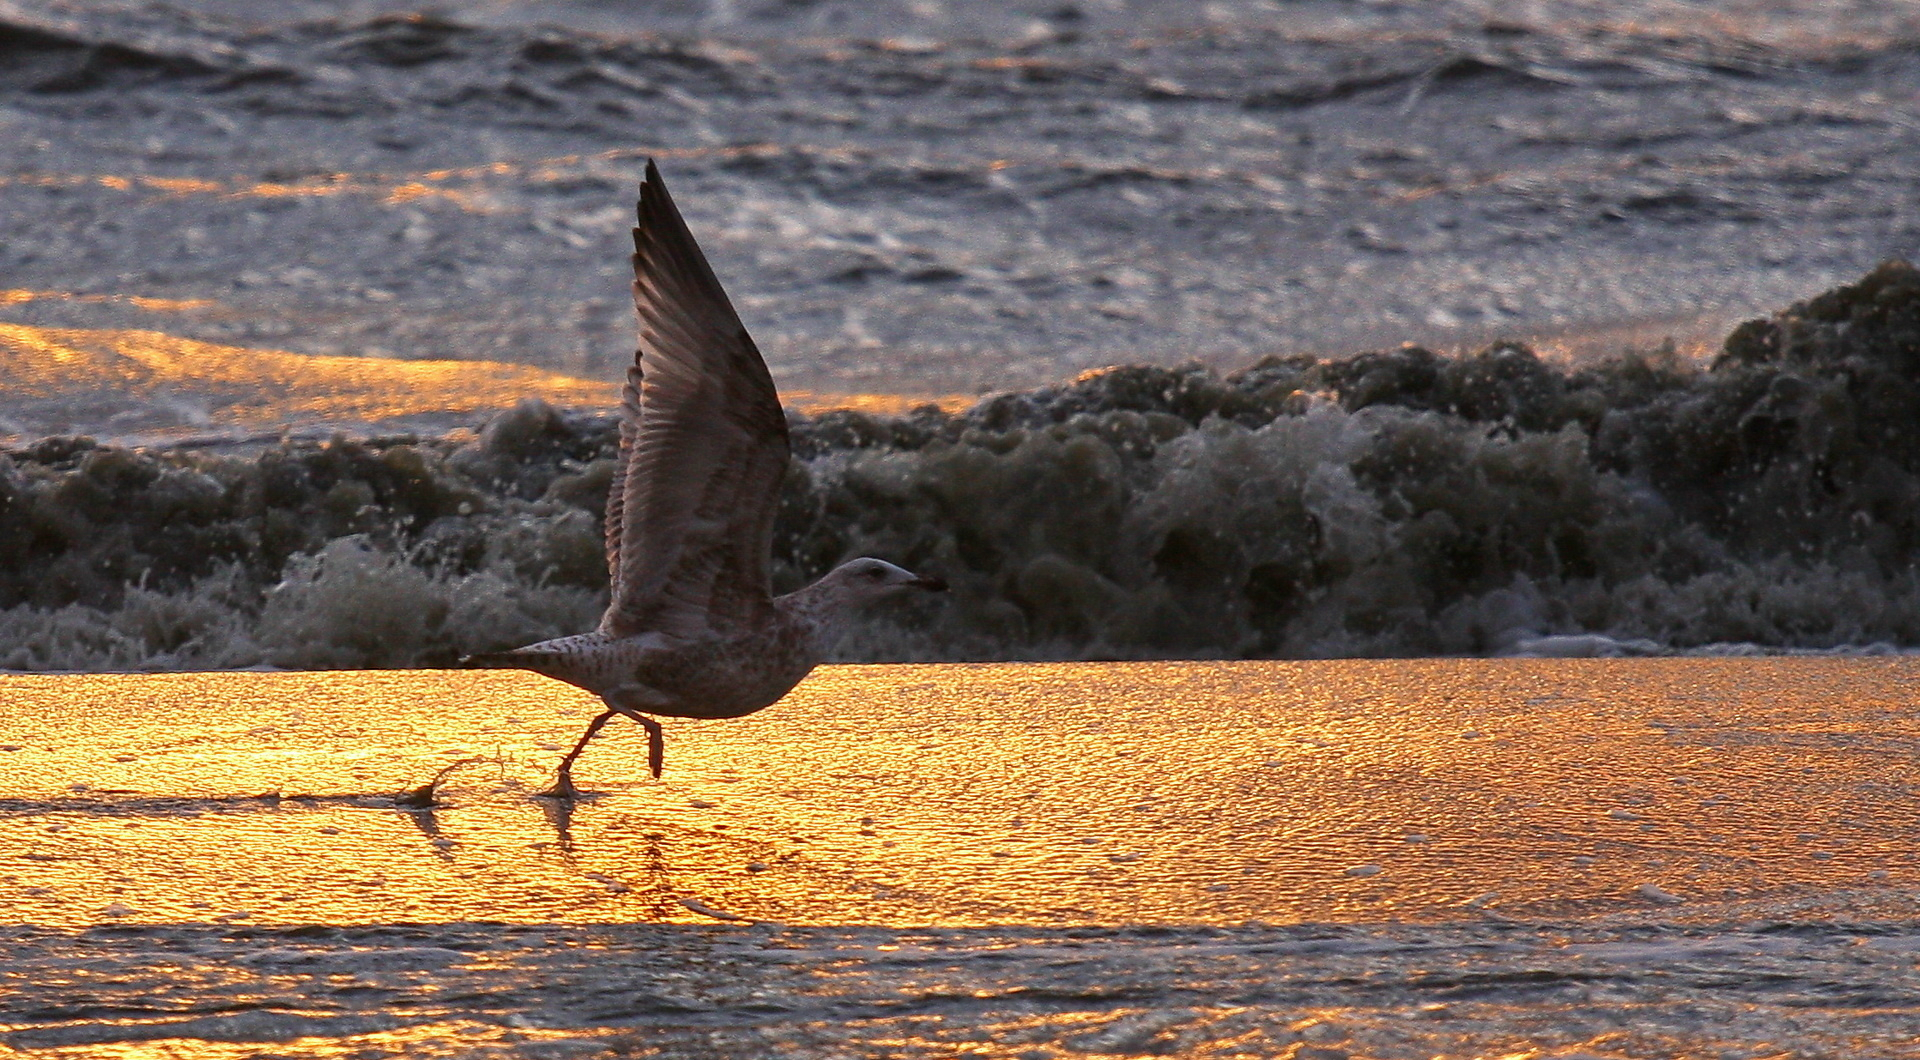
(818, 557), (948, 605)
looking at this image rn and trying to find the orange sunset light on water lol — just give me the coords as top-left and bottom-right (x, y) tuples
(0, 321), (971, 435)
(3, 660), (1917, 930)
(0, 321), (613, 425)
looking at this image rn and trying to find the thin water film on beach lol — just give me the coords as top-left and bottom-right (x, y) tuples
(5, 661), (1920, 1056)
(5, 661), (1918, 927)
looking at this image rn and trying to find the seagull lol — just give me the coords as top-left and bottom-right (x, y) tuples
(465, 160), (946, 799)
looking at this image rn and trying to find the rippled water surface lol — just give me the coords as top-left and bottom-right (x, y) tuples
(4, 0), (1918, 433)
(5, 660), (1920, 1056)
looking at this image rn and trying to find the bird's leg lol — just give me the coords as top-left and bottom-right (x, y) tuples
(607, 706), (666, 779)
(540, 709), (618, 799)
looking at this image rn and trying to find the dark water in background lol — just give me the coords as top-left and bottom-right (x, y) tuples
(5, 1), (1920, 666)
(3, 0), (1918, 394)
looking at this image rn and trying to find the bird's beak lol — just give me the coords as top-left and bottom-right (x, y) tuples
(910, 574), (948, 592)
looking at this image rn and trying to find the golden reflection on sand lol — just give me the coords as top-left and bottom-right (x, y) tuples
(1, 660), (1916, 929)
(0, 323), (971, 431)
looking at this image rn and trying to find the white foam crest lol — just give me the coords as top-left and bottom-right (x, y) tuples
(0, 537), (603, 673)
(258, 537), (601, 669)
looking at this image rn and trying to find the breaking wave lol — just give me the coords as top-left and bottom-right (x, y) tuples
(8, 263), (1920, 670)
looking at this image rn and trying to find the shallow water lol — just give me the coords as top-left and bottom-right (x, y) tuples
(5, 660), (1920, 1055)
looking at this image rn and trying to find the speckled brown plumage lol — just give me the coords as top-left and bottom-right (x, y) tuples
(464, 161), (944, 797)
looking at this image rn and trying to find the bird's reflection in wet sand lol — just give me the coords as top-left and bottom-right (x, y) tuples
(537, 789), (583, 855)
(398, 800), (454, 863)
(527, 794), (703, 918)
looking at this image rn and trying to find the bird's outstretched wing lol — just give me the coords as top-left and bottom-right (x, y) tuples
(600, 160), (790, 639)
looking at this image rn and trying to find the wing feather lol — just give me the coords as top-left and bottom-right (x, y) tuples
(599, 160), (790, 639)
(601, 364), (642, 584)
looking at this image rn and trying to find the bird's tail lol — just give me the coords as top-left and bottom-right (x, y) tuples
(459, 649), (557, 670)
(460, 633), (605, 674)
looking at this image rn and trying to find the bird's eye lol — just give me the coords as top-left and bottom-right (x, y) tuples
(866, 568), (886, 580)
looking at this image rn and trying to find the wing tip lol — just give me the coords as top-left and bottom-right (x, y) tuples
(635, 157), (663, 246)
(639, 157), (672, 223)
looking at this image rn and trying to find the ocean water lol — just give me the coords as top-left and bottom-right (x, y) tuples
(2, 0), (1920, 664)
(5, 659), (1920, 1056)
(3, 0), (1917, 396)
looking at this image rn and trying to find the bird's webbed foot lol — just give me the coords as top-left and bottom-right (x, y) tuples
(539, 709), (618, 799)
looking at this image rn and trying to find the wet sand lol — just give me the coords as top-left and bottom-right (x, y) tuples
(6, 659), (1920, 1056)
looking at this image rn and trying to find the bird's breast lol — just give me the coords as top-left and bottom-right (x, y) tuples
(612, 622), (821, 720)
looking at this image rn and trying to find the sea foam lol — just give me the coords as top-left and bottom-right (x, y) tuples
(5, 263), (1920, 670)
